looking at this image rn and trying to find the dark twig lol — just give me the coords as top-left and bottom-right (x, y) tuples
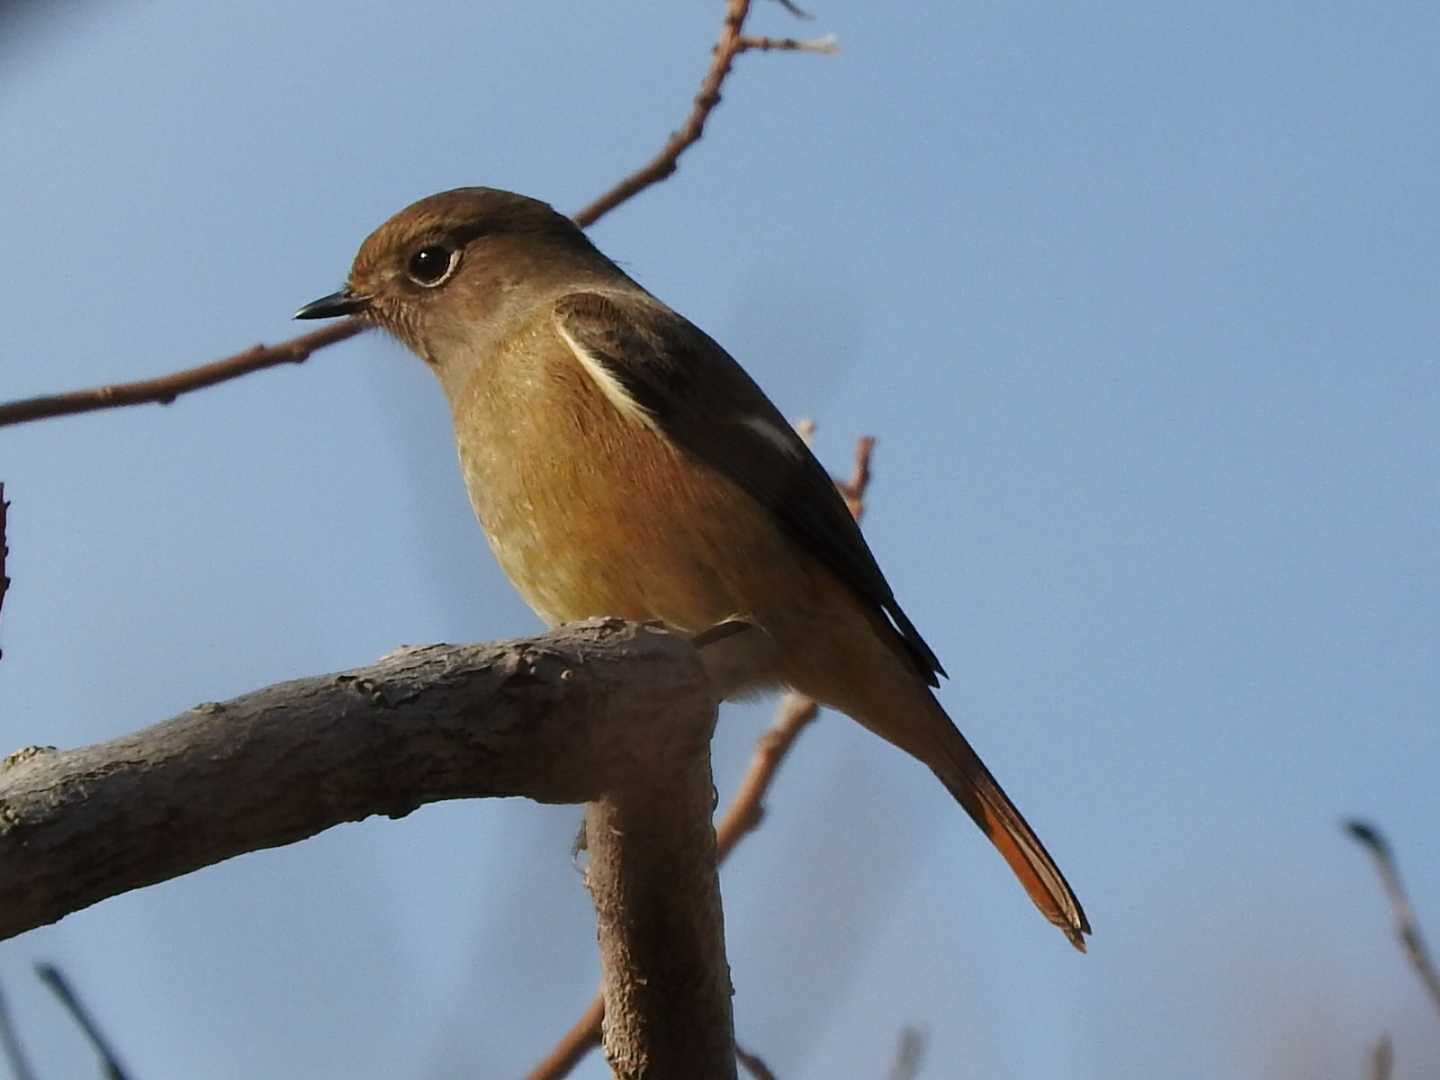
(525, 993), (606, 1080)
(738, 34), (838, 54)
(886, 1026), (927, 1080)
(770, 0), (814, 18)
(0, 483), (9, 660)
(1368, 1033), (1393, 1080)
(715, 692), (818, 860)
(0, 320), (360, 429)
(529, 432), (875, 1079)
(1345, 820), (1440, 1016)
(570, 0), (752, 228)
(736, 1042), (778, 1080)
(34, 964), (132, 1080)
(570, 0), (834, 228)
(0, 980), (38, 1080)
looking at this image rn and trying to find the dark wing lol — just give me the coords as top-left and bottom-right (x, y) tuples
(553, 290), (947, 686)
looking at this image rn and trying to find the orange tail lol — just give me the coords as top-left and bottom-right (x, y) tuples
(931, 718), (1091, 951)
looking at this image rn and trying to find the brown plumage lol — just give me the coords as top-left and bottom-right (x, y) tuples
(296, 187), (1091, 950)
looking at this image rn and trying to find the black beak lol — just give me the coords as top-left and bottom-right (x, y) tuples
(294, 288), (370, 320)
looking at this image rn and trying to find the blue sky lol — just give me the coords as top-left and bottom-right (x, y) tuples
(2, 3), (1438, 1077)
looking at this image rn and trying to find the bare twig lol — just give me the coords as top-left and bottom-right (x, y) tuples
(886, 1026), (927, 1080)
(529, 433), (875, 1079)
(570, 0), (834, 228)
(837, 435), (876, 519)
(0, 320), (360, 428)
(525, 993), (606, 1080)
(770, 0), (814, 19)
(0, 2), (835, 431)
(569, 0), (752, 227)
(0, 483), (9, 660)
(0, 980), (38, 1080)
(738, 34), (839, 54)
(736, 1042), (778, 1080)
(35, 964), (132, 1080)
(715, 692), (819, 860)
(1345, 820), (1440, 1016)
(1368, 1032), (1393, 1080)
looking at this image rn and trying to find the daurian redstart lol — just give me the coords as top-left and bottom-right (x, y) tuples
(297, 188), (1090, 950)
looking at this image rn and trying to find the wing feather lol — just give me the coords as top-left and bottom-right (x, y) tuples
(553, 290), (947, 685)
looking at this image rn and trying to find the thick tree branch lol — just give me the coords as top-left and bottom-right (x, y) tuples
(0, 619), (712, 942)
(527, 696), (819, 1080)
(585, 710), (734, 1079)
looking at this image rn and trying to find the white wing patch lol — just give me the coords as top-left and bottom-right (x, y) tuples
(737, 415), (804, 458)
(555, 320), (661, 435)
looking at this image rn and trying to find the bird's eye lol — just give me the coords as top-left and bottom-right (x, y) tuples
(406, 245), (459, 287)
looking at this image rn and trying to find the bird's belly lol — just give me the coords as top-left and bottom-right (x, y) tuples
(455, 392), (812, 640)
(448, 348), (920, 717)
(484, 484), (745, 632)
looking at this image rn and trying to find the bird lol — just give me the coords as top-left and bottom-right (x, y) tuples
(295, 187), (1090, 949)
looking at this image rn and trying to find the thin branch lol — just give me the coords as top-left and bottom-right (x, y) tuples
(0, 319), (360, 428)
(0, 483), (9, 660)
(34, 965), (132, 1080)
(1368, 1032), (1393, 1080)
(570, 0), (834, 228)
(769, 0), (814, 19)
(738, 34), (839, 54)
(526, 993), (606, 1080)
(529, 432), (875, 1080)
(1345, 820), (1440, 1016)
(0, 2), (835, 431)
(886, 1026), (927, 1080)
(0, 980), (38, 1080)
(837, 435), (876, 519)
(736, 1042), (778, 1080)
(569, 0), (752, 227)
(716, 691), (819, 859)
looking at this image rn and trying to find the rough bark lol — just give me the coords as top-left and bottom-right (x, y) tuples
(0, 618), (712, 942)
(585, 695), (736, 1080)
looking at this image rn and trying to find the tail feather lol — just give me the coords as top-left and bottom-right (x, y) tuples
(776, 596), (1089, 949)
(933, 727), (1091, 951)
